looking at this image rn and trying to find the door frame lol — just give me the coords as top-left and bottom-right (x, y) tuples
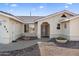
(41, 22), (50, 38)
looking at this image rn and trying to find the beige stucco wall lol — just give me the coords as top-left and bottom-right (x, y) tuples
(60, 21), (70, 40)
(9, 18), (24, 42)
(0, 15), (10, 44)
(37, 13), (73, 38)
(0, 14), (24, 44)
(60, 16), (79, 41)
(69, 17), (79, 41)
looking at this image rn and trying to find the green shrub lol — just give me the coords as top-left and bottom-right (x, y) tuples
(56, 37), (66, 40)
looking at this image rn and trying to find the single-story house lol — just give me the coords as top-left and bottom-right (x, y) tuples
(0, 10), (79, 44)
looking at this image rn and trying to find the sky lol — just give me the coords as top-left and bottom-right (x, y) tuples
(0, 3), (79, 16)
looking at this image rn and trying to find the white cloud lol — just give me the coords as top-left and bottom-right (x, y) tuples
(65, 5), (69, 8)
(9, 9), (13, 12)
(39, 6), (44, 9)
(10, 4), (17, 7)
(67, 3), (73, 5)
(4, 3), (18, 7)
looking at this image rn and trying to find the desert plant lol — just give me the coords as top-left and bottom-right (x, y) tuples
(56, 37), (66, 40)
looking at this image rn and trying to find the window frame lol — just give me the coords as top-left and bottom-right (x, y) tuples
(24, 24), (29, 33)
(57, 24), (60, 30)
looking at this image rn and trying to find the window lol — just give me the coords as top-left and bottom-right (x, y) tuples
(24, 24), (29, 32)
(57, 24), (60, 29)
(61, 14), (66, 18)
(26, 24), (29, 32)
(24, 24), (26, 32)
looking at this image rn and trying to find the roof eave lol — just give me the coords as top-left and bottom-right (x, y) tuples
(60, 15), (79, 23)
(35, 10), (77, 22)
(0, 12), (24, 23)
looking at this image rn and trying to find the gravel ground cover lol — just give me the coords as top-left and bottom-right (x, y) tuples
(0, 44), (40, 56)
(1, 39), (79, 56)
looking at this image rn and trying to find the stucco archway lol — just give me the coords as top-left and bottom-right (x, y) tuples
(41, 22), (50, 38)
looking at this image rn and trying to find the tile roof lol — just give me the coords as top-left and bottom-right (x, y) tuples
(0, 11), (24, 23)
(0, 11), (44, 23)
(16, 16), (44, 23)
(0, 10), (77, 23)
(0, 11), (15, 17)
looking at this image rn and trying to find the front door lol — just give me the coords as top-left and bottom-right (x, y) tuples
(41, 22), (50, 38)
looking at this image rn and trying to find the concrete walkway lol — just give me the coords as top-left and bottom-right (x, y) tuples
(38, 42), (79, 56)
(0, 38), (49, 52)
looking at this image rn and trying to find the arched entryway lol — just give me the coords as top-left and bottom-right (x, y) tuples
(41, 22), (50, 38)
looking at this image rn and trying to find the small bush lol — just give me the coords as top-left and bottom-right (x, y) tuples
(56, 37), (66, 40)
